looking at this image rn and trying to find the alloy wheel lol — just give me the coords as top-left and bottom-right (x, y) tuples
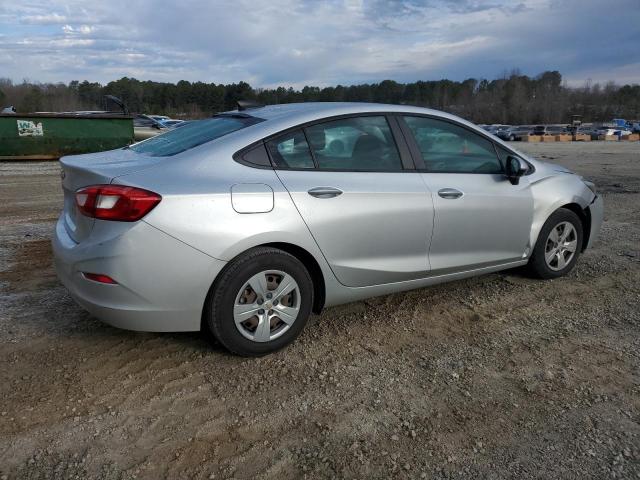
(544, 221), (578, 271)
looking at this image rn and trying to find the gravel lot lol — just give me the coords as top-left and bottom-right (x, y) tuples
(1, 142), (639, 479)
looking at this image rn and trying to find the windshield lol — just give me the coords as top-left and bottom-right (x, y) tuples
(130, 114), (264, 156)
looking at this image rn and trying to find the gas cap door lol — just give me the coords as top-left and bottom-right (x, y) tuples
(231, 183), (274, 213)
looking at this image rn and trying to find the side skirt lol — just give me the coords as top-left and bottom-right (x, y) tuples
(323, 259), (528, 308)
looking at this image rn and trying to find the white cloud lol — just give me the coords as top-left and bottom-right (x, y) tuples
(62, 24), (94, 34)
(0, 0), (638, 86)
(21, 13), (67, 24)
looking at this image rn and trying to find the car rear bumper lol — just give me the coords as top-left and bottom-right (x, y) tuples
(586, 194), (603, 250)
(52, 216), (226, 332)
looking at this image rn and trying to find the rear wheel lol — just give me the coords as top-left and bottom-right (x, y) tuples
(527, 208), (583, 279)
(205, 247), (313, 356)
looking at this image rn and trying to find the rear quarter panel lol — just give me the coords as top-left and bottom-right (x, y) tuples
(113, 135), (339, 293)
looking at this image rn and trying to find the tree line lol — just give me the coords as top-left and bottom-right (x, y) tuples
(1, 70), (638, 125)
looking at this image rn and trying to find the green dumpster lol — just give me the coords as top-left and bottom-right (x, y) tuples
(0, 113), (134, 160)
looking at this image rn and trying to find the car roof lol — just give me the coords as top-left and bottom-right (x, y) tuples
(223, 102), (488, 143)
(230, 102), (459, 124)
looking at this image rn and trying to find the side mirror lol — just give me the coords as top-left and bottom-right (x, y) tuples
(505, 156), (527, 185)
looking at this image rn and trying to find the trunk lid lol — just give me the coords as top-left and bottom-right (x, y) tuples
(59, 148), (161, 243)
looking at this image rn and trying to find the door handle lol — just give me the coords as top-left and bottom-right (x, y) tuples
(438, 188), (463, 199)
(308, 187), (343, 198)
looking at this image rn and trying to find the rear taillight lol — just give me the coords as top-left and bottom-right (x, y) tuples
(82, 272), (118, 284)
(75, 185), (161, 221)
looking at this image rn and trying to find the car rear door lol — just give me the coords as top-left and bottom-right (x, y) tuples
(271, 114), (434, 287)
(399, 115), (534, 273)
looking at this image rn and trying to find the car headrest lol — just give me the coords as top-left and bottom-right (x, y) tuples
(352, 134), (384, 157)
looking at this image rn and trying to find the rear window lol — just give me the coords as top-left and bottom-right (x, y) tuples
(130, 115), (264, 156)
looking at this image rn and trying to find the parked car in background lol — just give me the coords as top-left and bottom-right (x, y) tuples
(532, 125), (570, 136)
(596, 126), (632, 137)
(547, 126), (570, 136)
(573, 125), (598, 138)
(149, 115), (170, 123)
(160, 119), (185, 128)
(53, 102), (603, 356)
(495, 125), (511, 137)
(133, 114), (168, 141)
(482, 125), (511, 136)
(497, 126), (533, 141)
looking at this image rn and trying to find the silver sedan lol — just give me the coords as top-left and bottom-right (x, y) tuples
(53, 102), (603, 356)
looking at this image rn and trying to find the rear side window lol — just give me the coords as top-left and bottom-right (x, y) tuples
(265, 130), (315, 169)
(304, 116), (403, 171)
(239, 143), (271, 167)
(403, 116), (502, 174)
(130, 115), (263, 157)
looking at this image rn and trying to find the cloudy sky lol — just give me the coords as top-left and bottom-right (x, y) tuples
(0, 0), (638, 87)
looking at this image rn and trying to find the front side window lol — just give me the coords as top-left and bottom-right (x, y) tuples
(130, 115), (263, 157)
(304, 116), (403, 171)
(265, 129), (315, 169)
(403, 116), (503, 174)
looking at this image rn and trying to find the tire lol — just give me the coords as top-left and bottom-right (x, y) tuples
(509, 135), (515, 141)
(204, 247), (313, 356)
(527, 208), (583, 279)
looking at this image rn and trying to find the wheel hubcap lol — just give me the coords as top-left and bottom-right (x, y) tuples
(233, 270), (301, 343)
(544, 221), (578, 271)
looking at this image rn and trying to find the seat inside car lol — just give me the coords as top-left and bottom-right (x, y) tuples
(350, 134), (387, 169)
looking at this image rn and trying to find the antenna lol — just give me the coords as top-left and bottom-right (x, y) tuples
(103, 95), (129, 115)
(237, 100), (263, 111)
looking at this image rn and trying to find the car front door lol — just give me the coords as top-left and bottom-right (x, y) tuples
(400, 115), (534, 273)
(270, 115), (434, 287)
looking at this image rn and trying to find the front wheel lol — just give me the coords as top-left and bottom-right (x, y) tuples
(527, 208), (583, 279)
(204, 247), (313, 356)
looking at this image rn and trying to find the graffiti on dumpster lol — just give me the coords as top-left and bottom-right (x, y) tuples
(17, 119), (44, 137)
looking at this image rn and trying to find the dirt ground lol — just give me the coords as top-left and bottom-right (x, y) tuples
(1, 141), (639, 479)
